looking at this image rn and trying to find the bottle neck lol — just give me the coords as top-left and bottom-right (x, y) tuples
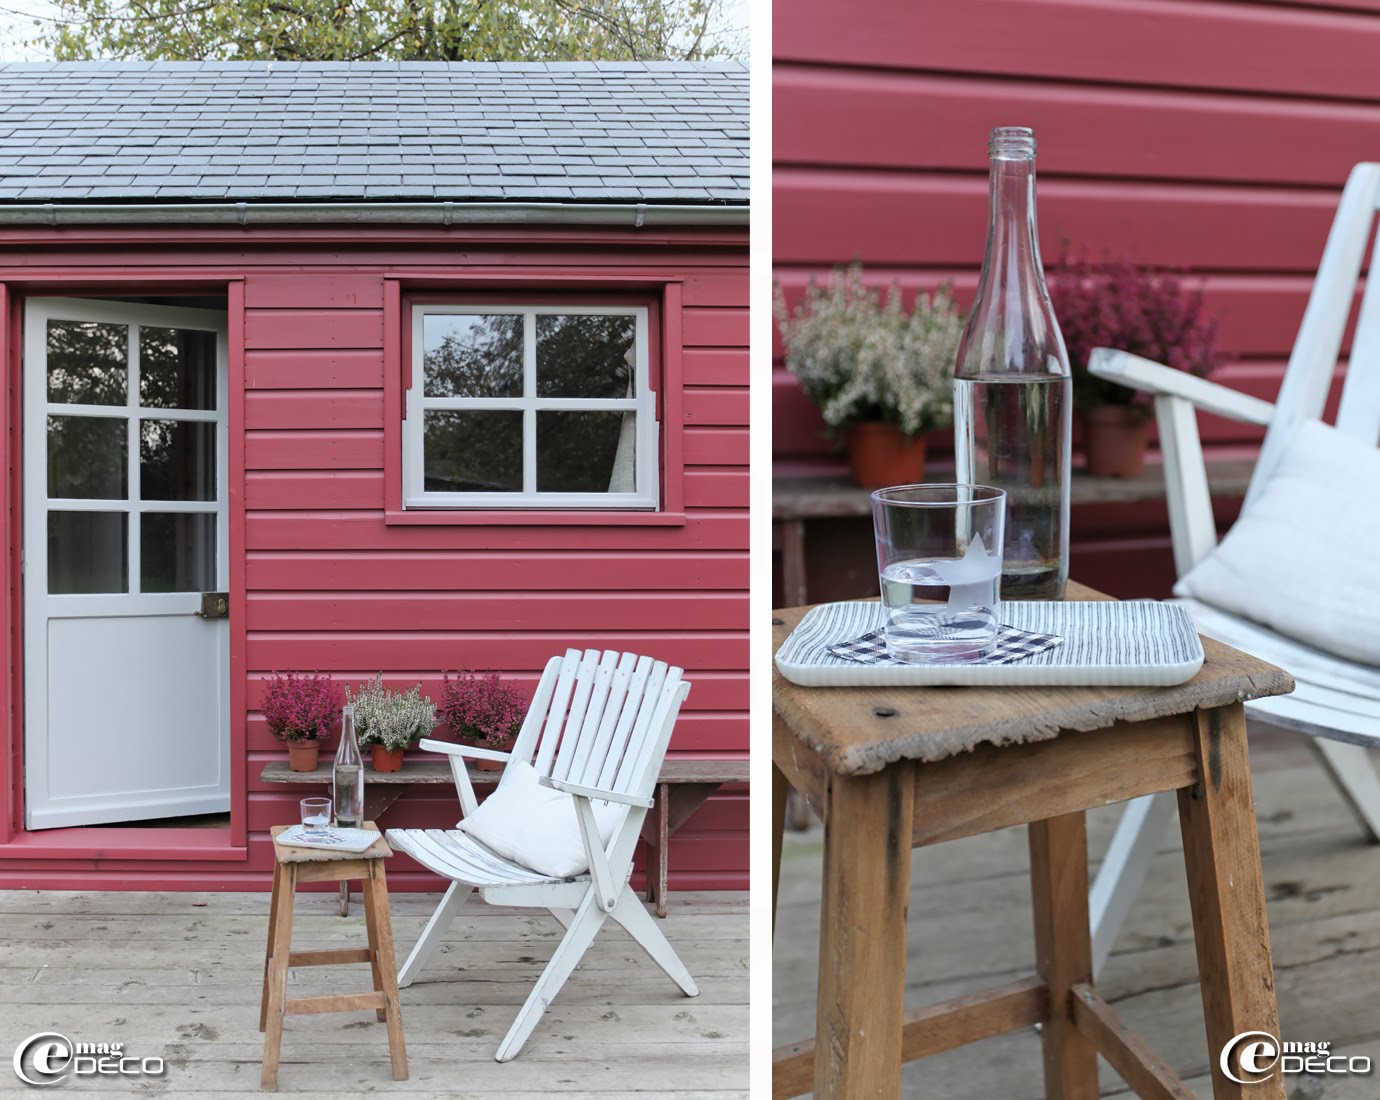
(979, 155), (1046, 301)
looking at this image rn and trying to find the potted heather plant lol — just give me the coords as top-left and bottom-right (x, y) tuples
(439, 670), (527, 771)
(1049, 252), (1219, 477)
(347, 674), (437, 772)
(774, 263), (964, 488)
(262, 671), (342, 772)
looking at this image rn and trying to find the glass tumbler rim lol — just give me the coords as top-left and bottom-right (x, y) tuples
(870, 483), (1006, 508)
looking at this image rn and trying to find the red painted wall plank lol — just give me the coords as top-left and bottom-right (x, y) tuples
(245, 309), (384, 349)
(774, 170), (1338, 271)
(244, 390), (383, 430)
(774, 64), (1380, 187)
(244, 550), (749, 591)
(243, 274), (385, 309)
(244, 350), (385, 390)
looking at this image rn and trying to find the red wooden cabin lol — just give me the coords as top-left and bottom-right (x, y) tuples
(0, 62), (749, 892)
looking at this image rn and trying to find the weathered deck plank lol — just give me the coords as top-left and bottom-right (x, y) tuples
(775, 729), (1380, 1097)
(0, 890), (747, 1095)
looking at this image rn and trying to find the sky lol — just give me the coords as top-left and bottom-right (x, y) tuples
(0, 0), (749, 61)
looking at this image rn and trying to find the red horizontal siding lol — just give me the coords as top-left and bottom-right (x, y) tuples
(773, 0), (1367, 476)
(0, 229), (748, 892)
(774, 0), (1380, 101)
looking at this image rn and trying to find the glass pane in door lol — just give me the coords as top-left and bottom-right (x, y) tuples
(140, 513), (215, 593)
(48, 512), (128, 594)
(47, 415), (128, 499)
(140, 327), (217, 410)
(140, 419), (215, 501)
(46, 321), (128, 405)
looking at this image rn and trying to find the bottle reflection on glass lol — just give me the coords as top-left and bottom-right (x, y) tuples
(953, 126), (1072, 600)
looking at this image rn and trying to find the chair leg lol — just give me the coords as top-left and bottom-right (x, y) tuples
(1310, 738), (1380, 842)
(610, 884), (698, 996)
(495, 893), (607, 1063)
(397, 880), (471, 988)
(1088, 791), (1178, 978)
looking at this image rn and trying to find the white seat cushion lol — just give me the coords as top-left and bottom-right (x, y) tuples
(1179, 598), (1380, 746)
(1175, 420), (1380, 668)
(456, 760), (622, 880)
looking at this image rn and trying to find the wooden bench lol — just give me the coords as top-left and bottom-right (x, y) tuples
(260, 757), (747, 918)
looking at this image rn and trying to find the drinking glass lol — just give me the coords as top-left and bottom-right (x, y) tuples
(300, 797), (332, 838)
(871, 484), (1006, 663)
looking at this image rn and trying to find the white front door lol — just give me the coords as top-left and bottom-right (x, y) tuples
(23, 298), (230, 829)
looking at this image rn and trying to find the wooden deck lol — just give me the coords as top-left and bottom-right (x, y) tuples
(0, 888), (747, 1096)
(774, 728), (1380, 1098)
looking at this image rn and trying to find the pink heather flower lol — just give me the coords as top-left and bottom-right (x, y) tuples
(262, 671), (343, 745)
(1048, 251), (1220, 416)
(439, 671), (527, 751)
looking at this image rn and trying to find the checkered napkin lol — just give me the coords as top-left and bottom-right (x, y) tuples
(826, 625), (1063, 666)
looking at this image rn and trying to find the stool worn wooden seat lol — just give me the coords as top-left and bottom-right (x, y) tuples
(772, 584), (1295, 1100)
(259, 822), (407, 1091)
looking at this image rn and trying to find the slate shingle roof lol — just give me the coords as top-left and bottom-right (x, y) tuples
(0, 61), (748, 204)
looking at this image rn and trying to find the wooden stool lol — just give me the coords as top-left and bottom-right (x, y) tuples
(772, 584), (1295, 1100)
(259, 822), (407, 1091)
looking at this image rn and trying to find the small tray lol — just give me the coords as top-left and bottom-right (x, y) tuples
(775, 600), (1204, 688)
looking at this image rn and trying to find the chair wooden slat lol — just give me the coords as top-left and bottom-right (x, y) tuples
(531, 648), (583, 775)
(510, 654), (565, 769)
(600, 660), (667, 793)
(569, 651), (638, 787)
(554, 650), (618, 782)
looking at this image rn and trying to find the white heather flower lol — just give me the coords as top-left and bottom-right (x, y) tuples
(774, 264), (962, 438)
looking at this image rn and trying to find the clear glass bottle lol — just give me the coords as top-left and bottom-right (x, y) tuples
(954, 126), (1072, 600)
(333, 704), (363, 829)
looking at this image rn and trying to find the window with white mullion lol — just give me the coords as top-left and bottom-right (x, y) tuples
(405, 303), (658, 509)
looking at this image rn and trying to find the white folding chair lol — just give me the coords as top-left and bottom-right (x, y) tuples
(1085, 162), (1380, 975)
(387, 648), (697, 1060)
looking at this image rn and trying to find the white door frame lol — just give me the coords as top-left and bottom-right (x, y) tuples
(23, 297), (230, 829)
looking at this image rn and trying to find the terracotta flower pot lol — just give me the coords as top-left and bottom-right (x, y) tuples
(286, 740), (320, 773)
(845, 423), (927, 489)
(474, 754), (504, 772)
(1081, 406), (1152, 478)
(371, 745), (405, 772)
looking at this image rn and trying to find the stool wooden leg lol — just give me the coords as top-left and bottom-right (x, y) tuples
(654, 780), (670, 918)
(772, 763), (787, 940)
(813, 764), (914, 1096)
(259, 862), (282, 1033)
(261, 863), (296, 1092)
(1029, 812), (1099, 1100)
(338, 881), (350, 917)
(359, 866), (388, 1023)
(366, 860), (409, 1081)
(1178, 704), (1284, 1100)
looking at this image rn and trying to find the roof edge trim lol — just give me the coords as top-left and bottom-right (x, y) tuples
(0, 200), (749, 228)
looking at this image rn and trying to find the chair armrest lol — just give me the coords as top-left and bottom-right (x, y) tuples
(1089, 348), (1274, 427)
(417, 738), (512, 764)
(539, 775), (653, 809)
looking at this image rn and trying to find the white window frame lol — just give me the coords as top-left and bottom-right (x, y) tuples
(404, 304), (659, 510)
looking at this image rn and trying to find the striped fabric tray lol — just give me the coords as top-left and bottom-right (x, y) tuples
(775, 601), (1204, 687)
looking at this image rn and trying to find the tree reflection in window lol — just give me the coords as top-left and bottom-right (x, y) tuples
(423, 314), (523, 398)
(140, 327), (216, 410)
(47, 320), (127, 405)
(536, 314), (635, 399)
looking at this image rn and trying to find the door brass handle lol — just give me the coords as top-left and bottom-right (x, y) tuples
(196, 592), (229, 619)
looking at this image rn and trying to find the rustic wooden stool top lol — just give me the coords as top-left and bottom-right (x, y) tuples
(771, 582), (1295, 1100)
(259, 822), (407, 1091)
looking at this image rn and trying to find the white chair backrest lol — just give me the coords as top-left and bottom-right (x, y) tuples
(1249, 162), (1380, 505)
(508, 649), (689, 802)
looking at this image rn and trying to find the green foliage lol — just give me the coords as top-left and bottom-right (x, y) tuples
(40, 0), (738, 62)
